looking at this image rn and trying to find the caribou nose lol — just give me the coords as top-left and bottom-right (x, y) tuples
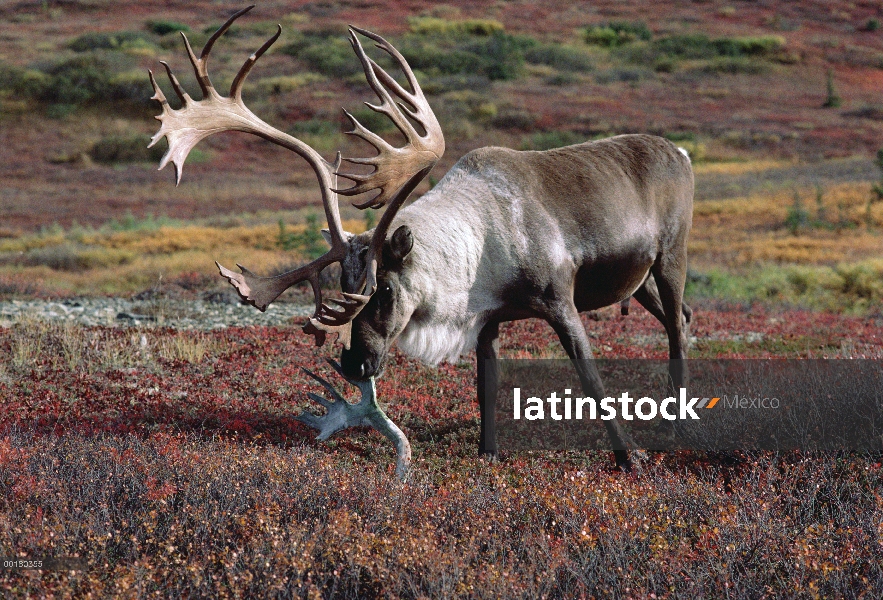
(341, 348), (377, 380)
(359, 359), (379, 379)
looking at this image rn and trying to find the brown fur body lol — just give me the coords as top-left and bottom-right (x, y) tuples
(340, 134), (694, 466)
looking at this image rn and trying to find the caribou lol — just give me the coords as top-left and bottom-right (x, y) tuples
(150, 6), (693, 472)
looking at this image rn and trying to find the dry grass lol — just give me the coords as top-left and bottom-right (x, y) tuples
(4, 318), (225, 375)
(0, 219), (369, 297)
(690, 181), (883, 268)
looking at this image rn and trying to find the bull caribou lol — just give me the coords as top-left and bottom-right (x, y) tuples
(150, 6), (693, 472)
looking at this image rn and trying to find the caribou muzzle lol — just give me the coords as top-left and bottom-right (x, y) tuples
(340, 330), (388, 379)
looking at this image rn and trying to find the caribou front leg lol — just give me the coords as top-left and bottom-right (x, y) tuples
(297, 360), (411, 479)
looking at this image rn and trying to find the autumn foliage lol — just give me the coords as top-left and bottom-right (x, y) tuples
(1, 305), (881, 597)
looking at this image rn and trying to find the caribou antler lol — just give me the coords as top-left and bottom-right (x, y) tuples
(296, 26), (445, 343)
(335, 27), (445, 209)
(149, 6), (349, 342)
(150, 7), (444, 347)
(325, 27), (445, 310)
(297, 359), (411, 479)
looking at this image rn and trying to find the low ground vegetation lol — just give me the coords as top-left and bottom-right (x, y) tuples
(0, 307), (881, 596)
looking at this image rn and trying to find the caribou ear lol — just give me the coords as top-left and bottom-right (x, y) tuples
(388, 225), (413, 263)
(322, 229), (353, 246)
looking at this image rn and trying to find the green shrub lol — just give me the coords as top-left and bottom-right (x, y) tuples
(68, 31), (150, 52)
(90, 134), (166, 164)
(397, 32), (534, 81)
(525, 44), (594, 72)
(346, 106), (396, 134)
(277, 214), (326, 259)
(833, 263), (883, 301)
(649, 34), (784, 60)
(420, 74), (491, 95)
(408, 16), (505, 37)
(287, 119), (344, 153)
(785, 190), (810, 234)
(146, 20), (190, 36)
(0, 64), (49, 98)
(107, 70), (152, 104)
(595, 66), (653, 84)
(730, 35), (786, 56)
(364, 208), (376, 230)
(38, 54), (114, 105)
(392, 20), (537, 81)
(397, 39), (483, 77)
(652, 56), (678, 73)
(291, 36), (363, 78)
(45, 104), (77, 119)
(823, 69), (841, 108)
(584, 21), (651, 47)
(652, 34), (719, 59)
(463, 33), (535, 80)
(289, 119), (340, 137)
(664, 131), (696, 143)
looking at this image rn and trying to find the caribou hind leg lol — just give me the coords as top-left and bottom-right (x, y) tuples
(631, 273), (692, 330)
(649, 253), (690, 391)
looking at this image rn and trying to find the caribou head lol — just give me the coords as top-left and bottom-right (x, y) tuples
(337, 224), (417, 379)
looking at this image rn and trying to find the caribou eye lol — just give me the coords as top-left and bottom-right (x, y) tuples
(375, 282), (393, 306)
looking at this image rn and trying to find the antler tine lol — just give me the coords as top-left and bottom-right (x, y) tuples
(345, 31), (416, 153)
(231, 24), (282, 101)
(158, 61), (189, 104)
(350, 26), (420, 94)
(203, 5), (255, 59)
(182, 4), (255, 99)
(351, 27), (426, 126)
(301, 367), (347, 404)
(302, 290), (372, 349)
